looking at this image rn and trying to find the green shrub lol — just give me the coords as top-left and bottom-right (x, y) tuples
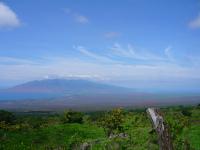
(67, 133), (84, 149)
(0, 110), (16, 124)
(99, 108), (125, 136)
(61, 110), (84, 124)
(181, 109), (192, 117)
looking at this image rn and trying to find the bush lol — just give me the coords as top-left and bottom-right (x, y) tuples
(28, 117), (46, 129)
(197, 104), (200, 108)
(61, 110), (84, 124)
(0, 110), (16, 124)
(99, 108), (125, 136)
(67, 133), (84, 149)
(181, 109), (192, 117)
(165, 111), (190, 149)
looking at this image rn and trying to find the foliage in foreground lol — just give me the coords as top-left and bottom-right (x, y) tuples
(0, 105), (200, 150)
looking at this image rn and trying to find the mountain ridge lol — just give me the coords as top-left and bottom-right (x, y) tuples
(0, 79), (132, 100)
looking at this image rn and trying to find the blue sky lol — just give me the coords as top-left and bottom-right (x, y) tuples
(0, 0), (200, 91)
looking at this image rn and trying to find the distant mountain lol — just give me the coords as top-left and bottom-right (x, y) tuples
(1, 79), (200, 111)
(0, 79), (131, 100)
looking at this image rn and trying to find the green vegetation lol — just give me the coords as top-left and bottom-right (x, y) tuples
(0, 110), (16, 124)
(0, 105), (200, 150)
(99, 108), (125, 136)
(61, 110), (84, 124)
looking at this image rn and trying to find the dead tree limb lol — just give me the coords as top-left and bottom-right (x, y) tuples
(147, 108), (173, 150)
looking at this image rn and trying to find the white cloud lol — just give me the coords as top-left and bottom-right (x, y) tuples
(74, 14), (89, 24)
(0, 56), (36, 65)
(0, 45), (200, 85)
(63, 8), (71, 14)
(104, 32), (120, 38)
(189, 14), (200, 29)
(164, 46), (171, 57)
(0, 2), (20, 28)
(0, 53), (200, 85)
(110, 43), (167, 61)
(75, 46), (115, 63)
(164, 46), (174, 60)
(64, 8), (89, 24)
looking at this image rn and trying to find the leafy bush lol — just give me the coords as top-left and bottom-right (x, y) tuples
(61, 110), (84, 124)
(165, 111), (191, 149)
(0, 110), (16, 124)
(99, 108), (125, 136)
(67, 133), (84, 149)
(181, 109), (192, 117)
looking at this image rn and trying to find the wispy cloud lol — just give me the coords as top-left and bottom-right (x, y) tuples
(185, 55), (200, 67)
(189, 14), (200, 29)
(104, 32), (120, 38)
(0, 2), (21, 28)
(110, 43), (168, 61)
(0, 55), (200, 85)
(74, 14), (89, 24)
(0, 56), (37, 65)
(164, 46), (174, 60)
(0, 44), (200, 86)
(64, 8), (89, 24)
(74, 46), (115, 63)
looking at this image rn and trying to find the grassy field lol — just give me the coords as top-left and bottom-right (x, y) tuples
(0, 105), (200, 150)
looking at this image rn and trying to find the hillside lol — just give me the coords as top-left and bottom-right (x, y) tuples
(0, 79), (131, 100)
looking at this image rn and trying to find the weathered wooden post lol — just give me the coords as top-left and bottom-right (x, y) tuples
(147, 108), (173, 150)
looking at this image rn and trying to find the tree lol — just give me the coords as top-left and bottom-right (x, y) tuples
(197, 104), (200, 108)
(99, 108), (125, 136)
(166, 112), (190, 149)
(181, 109), (192, 117)
(61, 110), (84, 124)
(0, 110), (16, 124)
